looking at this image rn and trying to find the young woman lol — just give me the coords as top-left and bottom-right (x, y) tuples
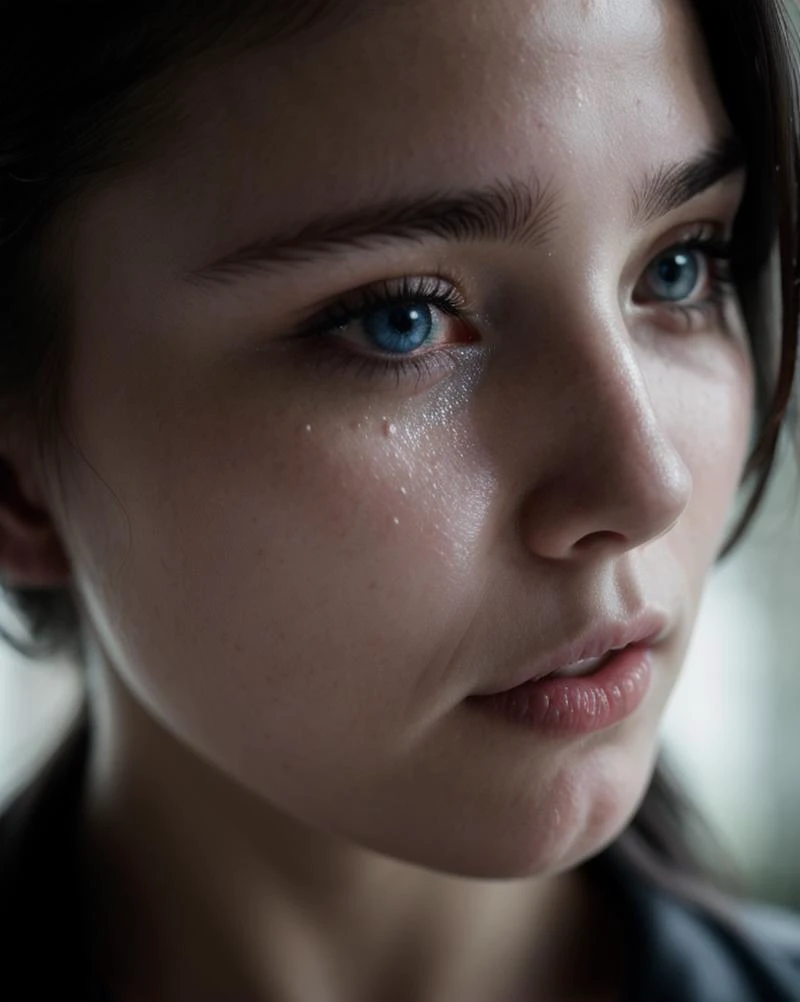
(1, 1), (799, 999)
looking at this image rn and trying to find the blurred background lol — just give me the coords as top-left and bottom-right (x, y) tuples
(1, 438), (800, 908)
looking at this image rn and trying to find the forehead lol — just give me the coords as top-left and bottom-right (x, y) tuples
(180, 0), (716, 139)
(76, 0), (729, 268)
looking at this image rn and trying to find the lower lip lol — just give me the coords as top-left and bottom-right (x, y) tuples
(468, 645), (653, 736)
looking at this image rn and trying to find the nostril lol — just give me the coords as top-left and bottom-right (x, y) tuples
(572, 530), (630, 554)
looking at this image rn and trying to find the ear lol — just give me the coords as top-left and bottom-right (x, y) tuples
(0, 449), (71, 588)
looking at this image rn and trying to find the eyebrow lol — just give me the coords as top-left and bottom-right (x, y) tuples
(630, 134), (745, 226)
(190, 179), (560, 284)
(189, 136), (745, 284)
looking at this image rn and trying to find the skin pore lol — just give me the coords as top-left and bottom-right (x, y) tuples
(2, 0), (755, 999)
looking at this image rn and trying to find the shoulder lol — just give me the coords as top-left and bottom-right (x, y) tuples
(591, 845), (800, 1002)
(739, 900), (800, 979)
(0, 718), (103, 1000)
(654, 886), (800, 1001)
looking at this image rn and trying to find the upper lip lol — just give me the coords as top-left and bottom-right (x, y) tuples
(475, 610), (670, 696)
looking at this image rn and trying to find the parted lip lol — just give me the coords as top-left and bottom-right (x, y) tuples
(473, 610), (670, 697)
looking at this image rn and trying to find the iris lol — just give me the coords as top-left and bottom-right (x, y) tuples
(363, 302), (434, 354)
(646, 249), (700, 302)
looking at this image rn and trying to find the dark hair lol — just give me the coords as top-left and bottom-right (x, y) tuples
(617, 0), (800, 899)
(0, 0), (798, 891)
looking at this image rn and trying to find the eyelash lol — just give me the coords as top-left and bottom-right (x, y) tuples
(296, 230), (739, 386)
(299, 275), (476, 386)
(637, 226), (737, 330)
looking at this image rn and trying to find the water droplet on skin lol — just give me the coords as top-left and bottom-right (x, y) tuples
(304, 424), (312, 433)
(388, 423), (398, 436)
(392, 516), (401, 526)
(399, 486), (408, 496)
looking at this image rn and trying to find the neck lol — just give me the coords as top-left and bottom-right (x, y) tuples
(81, 670), (623, 1002)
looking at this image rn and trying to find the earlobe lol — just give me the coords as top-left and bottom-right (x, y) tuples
(0, 455), (71, 588)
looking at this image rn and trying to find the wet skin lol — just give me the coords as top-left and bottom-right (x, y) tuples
(13, 0), (754, 998)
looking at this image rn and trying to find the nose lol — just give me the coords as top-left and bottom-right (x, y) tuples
(517, 313), (693, 563)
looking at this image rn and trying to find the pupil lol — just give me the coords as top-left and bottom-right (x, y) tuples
(390, 306), (419, 333)
(659, 256), (684, 284)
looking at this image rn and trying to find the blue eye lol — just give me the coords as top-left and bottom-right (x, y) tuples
(644, 249), (702, 302)
(362, 302), (434, 354)
(307, 276), (473, 375)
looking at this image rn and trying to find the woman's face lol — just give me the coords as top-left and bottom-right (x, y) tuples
(50, 0), (752, 876)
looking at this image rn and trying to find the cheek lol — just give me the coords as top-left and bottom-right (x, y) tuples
(57, 375), (497, 764)
(660, 344), (754, 569)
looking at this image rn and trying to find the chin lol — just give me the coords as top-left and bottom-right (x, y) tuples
(514, 744), (660, 878)
(360, 739), (659, 881)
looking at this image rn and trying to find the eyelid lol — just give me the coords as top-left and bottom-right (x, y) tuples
(286, 273), (484, 393)
(625, 219), (733, 292)
(627, 224), (740, 338)
(650, 218), (734, 256)
(297, 273), (473, 337)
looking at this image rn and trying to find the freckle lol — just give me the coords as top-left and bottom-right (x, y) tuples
(381, 418), (390, 437)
